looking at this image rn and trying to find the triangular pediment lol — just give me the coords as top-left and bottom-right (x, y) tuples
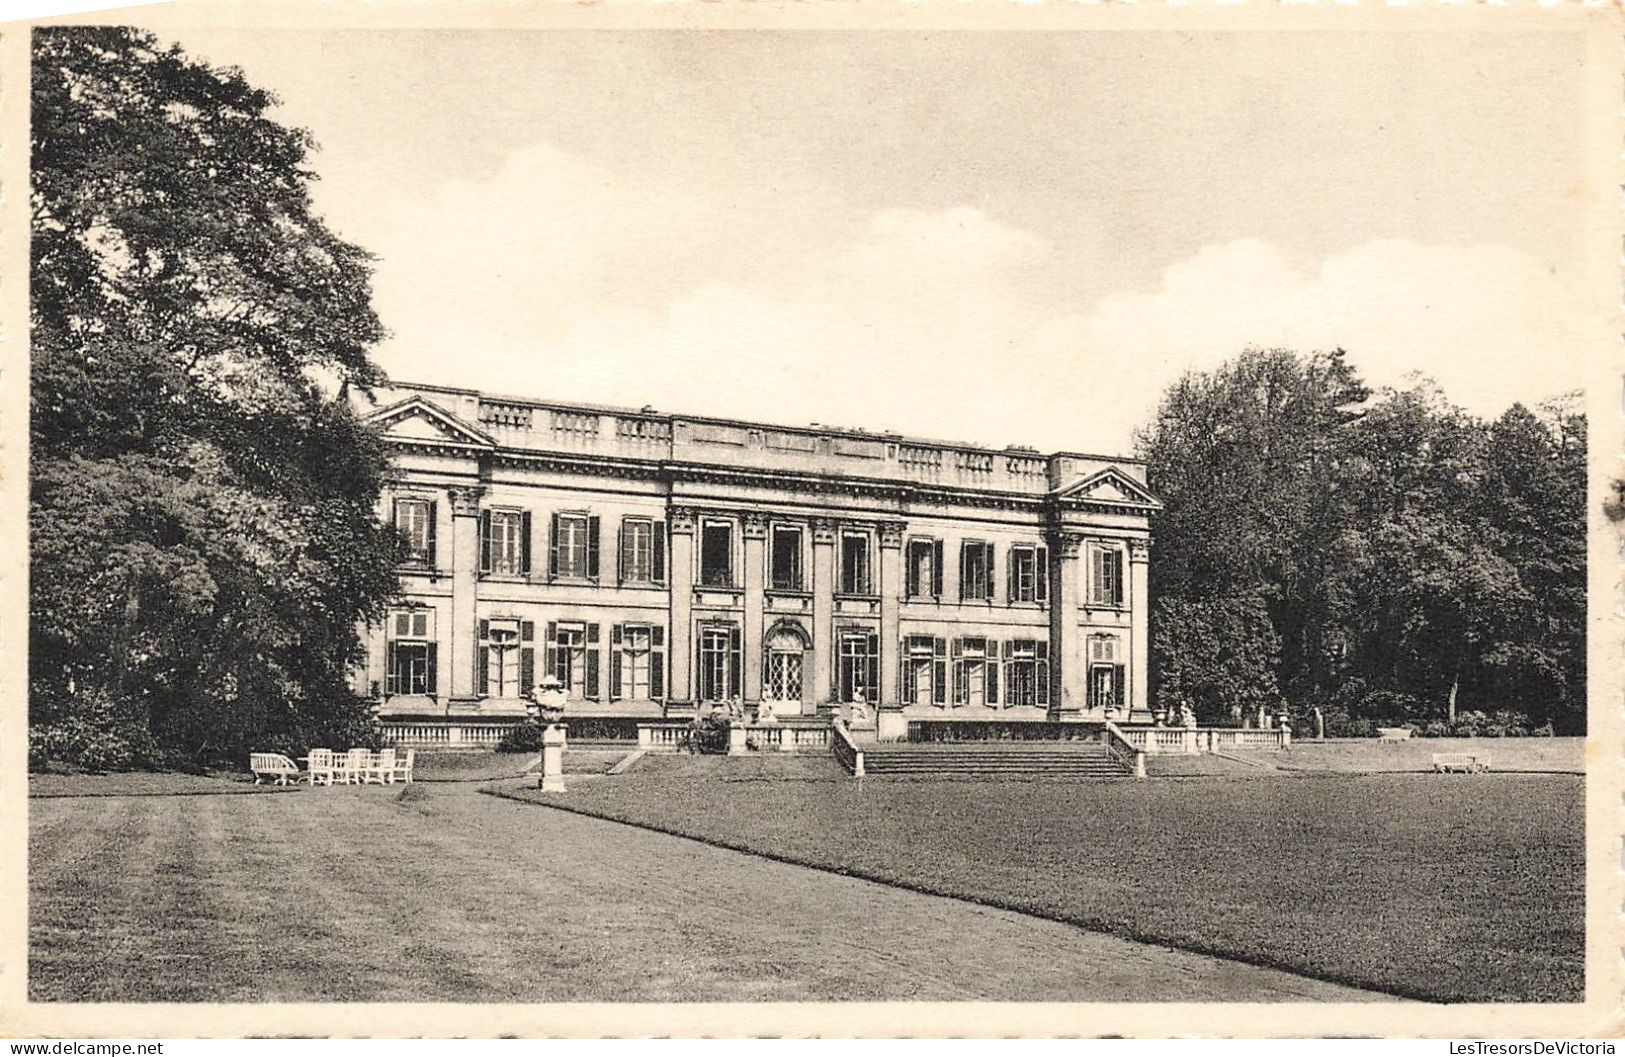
(1055, 467), (1163, 510)
(366, 397), (495, 450)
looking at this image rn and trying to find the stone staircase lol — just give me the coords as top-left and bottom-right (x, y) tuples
(856, 740), (1135, 778)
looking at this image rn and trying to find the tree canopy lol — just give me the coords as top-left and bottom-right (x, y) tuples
(30, 27), (400, 770)
(1138, 348), (1586, 735)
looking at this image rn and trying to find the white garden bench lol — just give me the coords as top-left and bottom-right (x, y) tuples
(249, 752), (301, 785)
(1377, 727), (1413, 741)
(1432, 752), (1491, 773)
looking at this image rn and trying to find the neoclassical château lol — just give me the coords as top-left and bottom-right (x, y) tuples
(358, 382), (1160, 738)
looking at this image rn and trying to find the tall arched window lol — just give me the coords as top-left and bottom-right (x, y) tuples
(764, 625), (808, 704)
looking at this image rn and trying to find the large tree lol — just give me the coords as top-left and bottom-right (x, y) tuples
(1138, 348), (1586, 734)
(30, 27), (400, 769)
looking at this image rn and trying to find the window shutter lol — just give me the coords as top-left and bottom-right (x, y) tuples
(905, 545), (919, 598)
(865, 632), (878, 701)
(520, 512), (532, 575)
(932, 637), (947, 706)
(1114, 665), (1126, 707)
(586, 645), (600, 700)
(610, 625), (623, 701)
(932, 539), (943, 598)
(477, 646), (489, 696)
(520, 620), (534, 642)
(728, 626), (742, 700)
(1036, 641), (1049, 706)
(617, 520), (628, 583)
(900, 642), (914, 701)
(587, 516), (601, 580)
(426, 502), (438, 566)
(545, 621), (558, 681)
(651, 643), (665, 699)
(1087, 666), (1098, 708)
(1006, 547), (1017, 603)
(549, 513), (561, 578)
(478, 618), (489, 640)
(984, 543), (997, 601)
(1113, 550), (1124, 605)
(959, 543), (970, 601)
(425, 642), (438, 696)
(653, 521), (666, 583)
(519, 646), (534, 694)
(385, 642), (399, 696)
(479, 510), (492, 574)
(987, 644), (1000, 704)
(1036, 546), (1048, 604)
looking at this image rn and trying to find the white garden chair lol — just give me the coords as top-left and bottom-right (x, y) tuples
(391, 747), (416, 784)
(344, 748), (368, 785)
(366, 748), (396, 784)
(249, 752), (300, 785)
(303, 748), (336, 786)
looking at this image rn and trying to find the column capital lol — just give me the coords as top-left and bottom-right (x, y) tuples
(743, 511), (769, 541)
(811, 517), (838, 545)
(1128, 537), (1152, 563)
(669, 505), (698, 534)
(877, 520), (907, 550)
(1054, 531), (1086, 559)
(447, 485), (486, 518)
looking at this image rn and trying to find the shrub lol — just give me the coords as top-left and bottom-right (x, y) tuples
(29, 687), (163, 772)
(497, 720), (546, 753)
(689, 712), (731, 755)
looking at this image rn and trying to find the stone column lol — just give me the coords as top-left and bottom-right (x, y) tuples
(1129, 536), (1152, 718)
(742, 512), (767, 710)
(1047, 531), (1084, 720)
(876, 520), (907, 740)
(447, 485), (485, 704)
(667, 505), (697, 710)
(811, 517), (837, 709)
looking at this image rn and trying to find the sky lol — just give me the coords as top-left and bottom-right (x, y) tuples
(170, 28), (1601, 454)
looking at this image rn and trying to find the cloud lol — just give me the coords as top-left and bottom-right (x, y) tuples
(364, 143), (1598, 454)
(1084, 238), (1597, 419)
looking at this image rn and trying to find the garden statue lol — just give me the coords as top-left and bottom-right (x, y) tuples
(533, 674), (568, 793)
(1313, 707), (1325, 740)
(848, 694), (872, 727)
(756, 699), (779, 724)
(1180, 703), (1197, 729)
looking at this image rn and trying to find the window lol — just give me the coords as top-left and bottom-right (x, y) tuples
(1007, 544), (1049, 604)
(610, 624), (665, 701)
(393, 498), (435, 566)
(959, 541), (995, 601)
(697, 624), (741, 703)
(770, 525), (804, 591)
(1002, 638), (1051, 707)
(548, 513), (600, 580)
(480, 509), (530, 576)
(1087, 635), (1126, 709)
(901, 635), (947, 706)
(764, 627), (806, 704)
(951, 637), (998, 707)
(839, 531), (872, 595)
(837, 629), (879, 704)
(545, 621), (600, 700)
(477, 618), (534, 699)
(385, 608), (436, 696)
(905, 538), (943, 599)
(618, 517), (665, 584)
(1090, 543), (1125, 607)
(700, 521), (734, 588)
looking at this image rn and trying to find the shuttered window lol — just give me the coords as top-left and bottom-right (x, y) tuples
(1090, 543), (1124, 607)
(393, 499), (436, 566)
(384, 607), (436, 696)
(549, 513), (600, 580)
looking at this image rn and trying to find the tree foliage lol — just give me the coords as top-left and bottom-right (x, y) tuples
(30, 27), (400, 770)
(1139, 348), (1586, 734)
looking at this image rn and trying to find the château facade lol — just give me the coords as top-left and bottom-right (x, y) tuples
(357, 382), (1160, 736)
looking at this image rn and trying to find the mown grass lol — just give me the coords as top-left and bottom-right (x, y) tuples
(501, 767), (1584, 1003)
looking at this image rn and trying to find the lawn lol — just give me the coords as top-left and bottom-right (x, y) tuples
(29, 781), (1373, 1002)
(499, 765), (1584, 1003)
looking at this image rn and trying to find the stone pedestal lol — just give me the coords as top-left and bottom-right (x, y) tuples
(727, 722), (748, 756)
(876, 705), (907, 743)
(540, 724), (567, 793)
